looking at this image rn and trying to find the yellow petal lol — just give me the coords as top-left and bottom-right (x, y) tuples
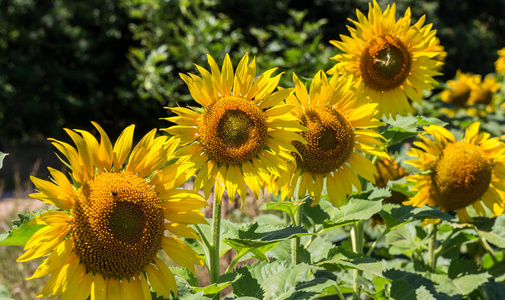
(162, 237), (203, 274)
(112, 124), (135, 171)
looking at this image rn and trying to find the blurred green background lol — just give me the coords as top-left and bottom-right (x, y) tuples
(1, 0), (505, 189)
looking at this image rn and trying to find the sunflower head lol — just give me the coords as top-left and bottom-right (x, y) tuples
(495, 47), (505, 75)
(329, 0), (442, 118)
(405, 123), (505, 222)
(440, 71), (479, 107)
(468, 76), (500, 106)
(273, 71), (388, 207)
(164, 53), (304, 203)
(19, 123), (208, 299)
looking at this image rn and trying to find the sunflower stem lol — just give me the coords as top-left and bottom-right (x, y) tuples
(480, 236), (498, 265)
(291, 203), (303, 265)
(351, 220), (364, 300)
(209, 191), (222, 299)
(428, 223), (438, 272)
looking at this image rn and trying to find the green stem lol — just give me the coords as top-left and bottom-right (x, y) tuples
(209, 192), (222, 299)
(366, 228), (389, 257)
(195, 224), (212, 271)
(428, 223), (438, 272)
(351, 221), (364, 300)
(291, 204), (303, 265)
(334, 282), (346, 300)
(480, 236), (498, 264)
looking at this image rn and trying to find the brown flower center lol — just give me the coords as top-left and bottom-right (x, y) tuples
(199, 96), (267, 165)
(360, 35), (411, 91)
(72, 172), (164, 278)
(293, 106), (354, 174)
(431, 141), (492, 211)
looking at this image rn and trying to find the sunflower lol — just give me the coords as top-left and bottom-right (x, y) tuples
(405, 123), (505, 222)
(164, 53), (303, 203)
(328, 0), (442, 118)
(270, 71), (388, 207)
(371, 157), (409, 227)
(18, 123), (207, 299)
(440, 70), (479, 107)
(495, 47), (505, 75)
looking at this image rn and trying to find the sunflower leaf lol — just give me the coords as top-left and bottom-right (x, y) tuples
(323, 199), (382, 230)
(380, 115), (447, 146)
(231, 261), (321, 299)
(0, 211), (46, 246)
(0, 223), (44, 246)
(190, 272), (242, 296)
(0, 152), (8, 169)
(317, 247), (382, 276)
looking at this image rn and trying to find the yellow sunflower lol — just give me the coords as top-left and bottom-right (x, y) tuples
(270, 71), (388, 207)
(164, 53), (303, 203)
(405, 123), (505, 222)
(328, 0), (442, 118)
(440, 70), (479, 107)
(495, 47), (505, 75)
(18, 123), (207, 299)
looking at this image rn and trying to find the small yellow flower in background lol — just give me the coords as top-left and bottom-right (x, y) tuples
(440, 70), (478, 107)
(328, 0), (442, 118)
(405, 123), (505, 222)
(468, 75), (501, 105)
(441, 72), (501, 117)
(164, 53), (303, 204)
(270, 71), (388, 207)
(495, 47), (505, 75)
(19, 123), (207, 300)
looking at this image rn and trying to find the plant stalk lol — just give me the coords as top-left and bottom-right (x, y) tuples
(428, 223), (438, 272)
(351, 220), (364, 300)
(209, 191), (222, 299)
(291, 204), (303, 264)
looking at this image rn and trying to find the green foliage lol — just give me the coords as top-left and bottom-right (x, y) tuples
(0, 211), (44, 246)
(0, 152), (7, 169)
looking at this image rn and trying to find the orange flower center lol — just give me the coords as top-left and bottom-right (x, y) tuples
(360, 35), (411, 91)
(199, 96), (267, 165)
(293, 106), (354, 174)
(72, 172), (164, 278)
(431, 141), (492, 211)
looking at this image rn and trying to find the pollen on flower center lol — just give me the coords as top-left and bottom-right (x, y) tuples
(431, 141), (492, 211)
(199, 95), (267, 165)
(72, 172), (164, 278)
(360, 35), (411, 91)
(293, 106), (354, 174)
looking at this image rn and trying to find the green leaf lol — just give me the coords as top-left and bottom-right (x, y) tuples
(170, 267), (199, 287)
(260, 263), (318, 300)
(323, 199), (382, 230)
(0, 218), (44, 246)
(379, 204), (453, 230)
(386, 222), (428, 256)
(380, 115), (447, 146)
(301, 200), (330, 225)
(191, 273), (242, 296)
(383, 269), (454, 300)
(317, 247), (382, 276)
(260, 201), (304, 220)
(224, 223), (310, 257)
(0, 152), (8, 169)
(475, 214), (505, 248)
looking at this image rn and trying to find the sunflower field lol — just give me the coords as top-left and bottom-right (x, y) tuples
(2, 0), (505, 299)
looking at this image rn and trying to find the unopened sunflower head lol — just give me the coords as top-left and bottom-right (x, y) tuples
(328, 0), (442, 118)
(19, 123), (208, 300)
(405, 123), (505, 222)
(163, 53), (304, 204)
(270, 71), (389, 207)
